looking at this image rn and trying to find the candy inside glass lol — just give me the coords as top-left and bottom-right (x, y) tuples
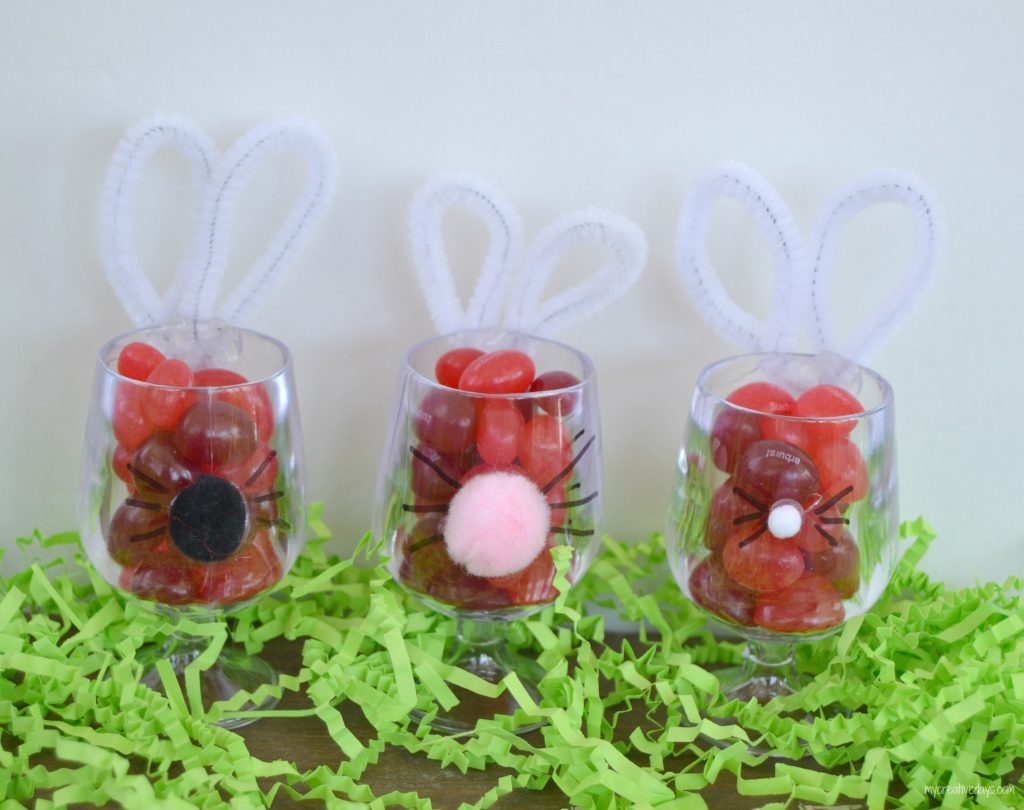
(375, 329), (602, 732)
(78, 322), (305, 728)
(668, 352), (898, 706)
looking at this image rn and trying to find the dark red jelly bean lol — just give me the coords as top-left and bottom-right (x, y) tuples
(736, 440), (820, 505)
(688, 556), (756, 626)
(529, 370), (581, 416)
(413, 388), (477, 454)
(174, 399), (258, 468)
(710, 409), (761, 473)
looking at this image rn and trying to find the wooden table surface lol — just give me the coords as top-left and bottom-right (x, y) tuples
(240, 637), (832, 810)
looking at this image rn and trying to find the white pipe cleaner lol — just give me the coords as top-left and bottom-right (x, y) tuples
(676, 161), (944, 364)
(100, 112), (337, 331)
(408, 172), (648, 337)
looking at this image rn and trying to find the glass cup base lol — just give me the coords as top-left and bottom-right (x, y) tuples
(412, 619), (545, 735)
(707, 639), (850, 757)
(139, 635), (280, 730)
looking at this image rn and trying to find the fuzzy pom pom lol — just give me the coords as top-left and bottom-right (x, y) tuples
(443, 471), (550, 577)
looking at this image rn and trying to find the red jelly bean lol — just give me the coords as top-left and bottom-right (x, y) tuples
(197, 532), (283, 606)
(413, 388), (477, 454)
(795, 384), (863, 444)
(112, 384), (153, 451)
(722, 530), (804, 593)
(217, 444), (279, 494)
(530, 371), (581, 416)
(476, 399), (525, 467)
(792, 505), (843, 555)
(461, 461), (527, 483)
(123, 557), (201, 605)
(488, 546), (559, 605)
(815, 440), (868, 503)
(688, 556), (756, 626)
(760, 417), (814, 455)
(727, 382), (796, 418)
(519, 414), (572, 489)
(754, 576), (844, 633)
(194, 368), (274, 443)
(117, 342), (166, 382)
(435, 348), (485, 389)
(458, 350), (535, 394)
(143, 359), (196, 429)
(803, 530), (860, 599)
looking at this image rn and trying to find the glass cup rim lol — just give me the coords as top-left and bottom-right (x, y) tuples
(402, 328), (597, 399)
(97, 321), (293, 390)
(696, 351), (894, 422)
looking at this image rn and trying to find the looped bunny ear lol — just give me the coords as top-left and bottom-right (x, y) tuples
(99, 113), (216, 326)
(408, 172), (525, 335)
(175, 117), (338, 327)
(676, 161), (804, 352)
(504, 208), (647, 337)
(807, 171), (944, 362)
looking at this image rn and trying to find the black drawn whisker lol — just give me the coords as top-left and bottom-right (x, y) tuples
(738, 524), (769, 548)
(814, 525), (840, 547)
(815, 486), (853, 515)
(410, 445), (462, 491)
(543, 435), (595, 494)
(732, 487), (768, 513)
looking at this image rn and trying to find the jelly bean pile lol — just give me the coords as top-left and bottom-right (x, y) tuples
(397, 348), (588, 612)
(690, 381), (868, 633)
(107, 342), (285, 606)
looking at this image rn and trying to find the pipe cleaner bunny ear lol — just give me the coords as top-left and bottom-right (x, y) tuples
(408, 172), (525, 335)
(676, 162), (944, 367)
(676, 161), (804, 354)
(408, 171), (647, 338)
(176, 117), (337, 328)
(100, 113), (337, 333)
(504, 208), (648, 338)
(805, 171), (944, 363)
(100, 113), (217, 326)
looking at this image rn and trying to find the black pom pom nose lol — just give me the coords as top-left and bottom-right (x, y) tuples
(168, 475), (248, 562)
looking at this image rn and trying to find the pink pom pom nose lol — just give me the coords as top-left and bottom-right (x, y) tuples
(443, 471), (550, 577)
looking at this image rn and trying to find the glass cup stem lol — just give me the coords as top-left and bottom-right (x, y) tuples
(720, 639), (797, 704)
(407, 617), (545, 734)
(138, 628), (280, 729)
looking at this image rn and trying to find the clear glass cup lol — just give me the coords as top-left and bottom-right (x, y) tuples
(375, 329), (602, 731)
(78, 321), (306, 728)
(668, 352), (898, 705)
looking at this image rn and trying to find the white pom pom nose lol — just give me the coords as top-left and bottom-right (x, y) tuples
(767, 501), (803, 539)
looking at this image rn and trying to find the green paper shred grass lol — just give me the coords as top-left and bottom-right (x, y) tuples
(1, 508), (1021, 808)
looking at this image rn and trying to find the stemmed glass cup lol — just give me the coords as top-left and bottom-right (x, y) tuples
(668, 352), (898, 704)
(79, 321), (306, 728)
(375, 329), (602, 732)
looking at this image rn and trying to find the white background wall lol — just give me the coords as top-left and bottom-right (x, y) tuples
(1, 1), (1020, 587)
